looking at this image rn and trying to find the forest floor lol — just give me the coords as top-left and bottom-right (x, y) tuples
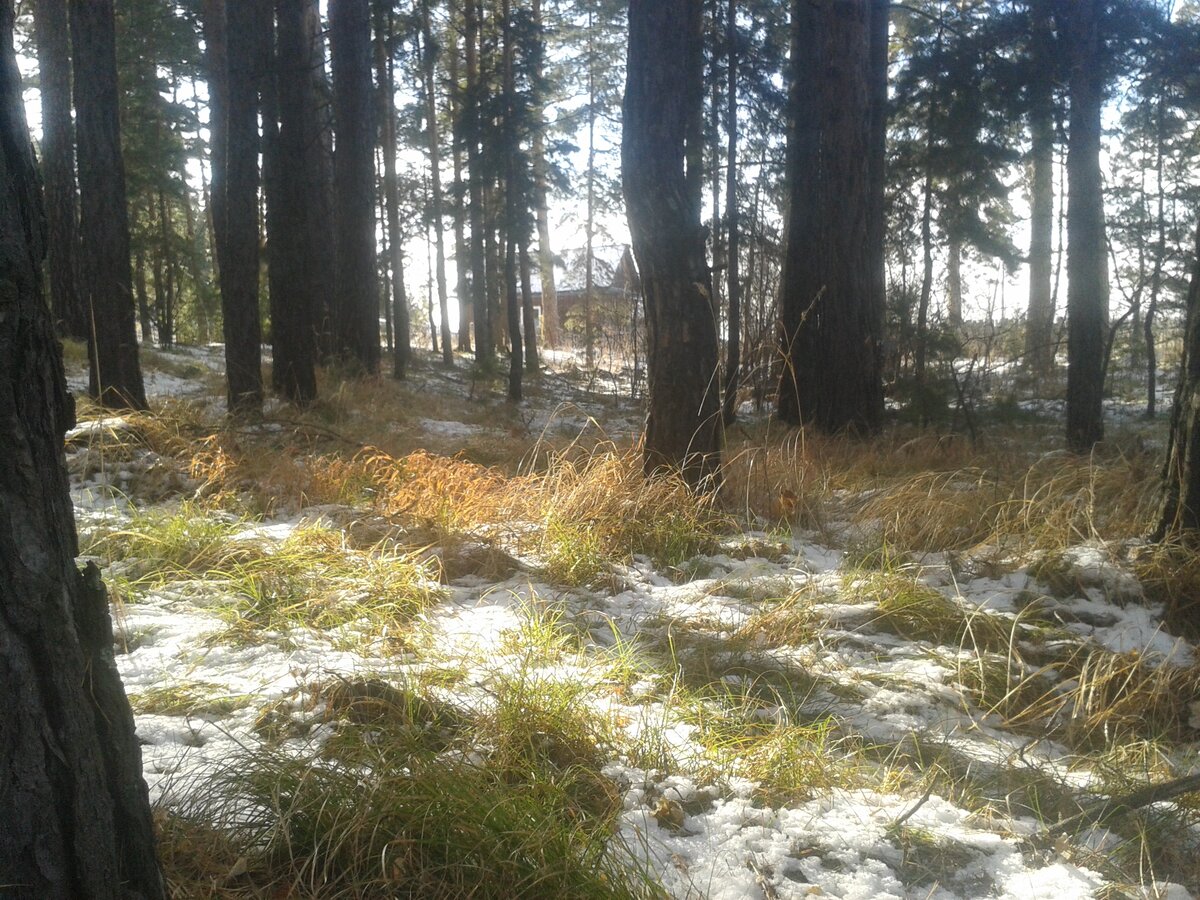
(66, 341), (1200, 900)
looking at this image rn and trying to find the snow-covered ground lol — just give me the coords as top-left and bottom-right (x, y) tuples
(71, 347), (1200, 899)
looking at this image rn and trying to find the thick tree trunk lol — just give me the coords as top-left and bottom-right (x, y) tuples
(33, 0), (86, 340)
(1154, 219), (1200, 541)
(867, 0), (888, 372)
(330, 0), (381, 373)
(0, 9), (162, 892)
(72, 0), (145, 410)
(266, 0), (318, 404)
(216, 0), (264, 413)
(375, 3), (411, 378)
(1065, 0), (1107, 452)
(624, 0), (722, 488)
(777, 0), (881, 434)
(1026, 0), (1055, 373)
(421, 1), (453, 366)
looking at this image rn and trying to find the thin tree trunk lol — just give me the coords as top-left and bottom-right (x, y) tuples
(502, 0), (522, 400)
(421, 0), (453, 365)
(73, 0), (146, 409)
(1146, 99), (1166, 418)
(914, 22), (942, 386)
(520, 239), (538, 373)
(448, 6), (472, 353)
(947, 234), (963, 328)
(464, 0), (491, 361)
(157, 189), (176, 347)
(530, 0), (558, 349)
(137, 243), (154, 345)
(376, 2), (411, 377)
(721, 0), (741, 427)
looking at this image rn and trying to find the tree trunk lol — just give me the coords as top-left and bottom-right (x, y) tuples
(330, 0), (381, 373)
(520, 239), (538, 373)
(448, 7), (472, 354)
(216, 0), (264, 413)
(624, 0), (723, 488)
(1153, 218), (1200, 541)
(777, 0), (881, 434)
(867, 0), (889, 381)
(502, 0), (522, 400)
(72, 0), (145, 410)
(530, 0), (558, 350)
(266, 0), (318, 404)
(0, 8), (163, 891)
(421, 0), (453, 366)
(1065, 0), (1107, 452)
(156, 190), (176, 348)
(33, 0), (86, 340)
(1026, 0), (1055, 373)
(721, 0), (741, 427)
(375, 2), (411, 378)
(464, 0), (491, 362)
(947, 234), (963, 328)
(304, 0), (337, 361)
(1146, 100), (1166, 418)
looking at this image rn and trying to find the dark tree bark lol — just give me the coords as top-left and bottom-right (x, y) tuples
(266, 0), (318, 404)
(624, 0), (722, 487)
(330, 0), (381, 373)
(501, 0), (522, 400)
(374, 1), (411, 378)
(1154, 219), (1200, 542)
(447, 7), (472, 354)
(1025, 0), (1056, 373)
(33, 0), (85, 340)
(1064, 0), (1107, 452)
(721, 0), (741, 427)
(420, 0), (453, 366)
(464, 0), (491, 362)
(72, 0), (146, 410)
(202, 0), (228, 303)
(155, 190), (176, 348)
(0, 7), (162, 893)
(304, 0), (338, 360)
(520, 238), (538, 373)
(530, 0), (558, 350)
(867, 0), (888, 362)
(213, 0), (265, 413)
(776, 0), (881, 434)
